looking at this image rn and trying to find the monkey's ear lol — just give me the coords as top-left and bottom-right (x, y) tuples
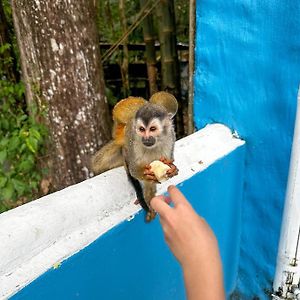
(113, 96), (147, 124)
(167, 112), (176, 120)
(149, 91), (178, 118)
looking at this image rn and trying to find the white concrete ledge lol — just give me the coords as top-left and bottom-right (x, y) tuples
(0, 123), (244, 299)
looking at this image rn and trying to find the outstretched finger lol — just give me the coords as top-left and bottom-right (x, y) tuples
(167, 185), (190, 207)
(150, 195), (173, 217)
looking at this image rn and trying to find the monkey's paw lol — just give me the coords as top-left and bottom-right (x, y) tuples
(159, 157), (179, 178)
(143, 165), (159, 183)
(145, 208), (157, 222)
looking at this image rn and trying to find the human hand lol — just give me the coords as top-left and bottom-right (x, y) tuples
(150, 185), (225, 300)
(150, 185), (218, 267)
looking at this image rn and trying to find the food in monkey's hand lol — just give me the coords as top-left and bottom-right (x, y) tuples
(149, 160), (171, 183)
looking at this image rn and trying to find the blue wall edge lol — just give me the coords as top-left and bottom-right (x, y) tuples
(12, 144), (246, 300)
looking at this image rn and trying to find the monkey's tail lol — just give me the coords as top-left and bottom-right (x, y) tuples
(91, 141), (123, 175)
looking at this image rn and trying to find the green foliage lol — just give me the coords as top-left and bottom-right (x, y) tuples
(98, 0), (143, 44)
(2, 0), (12, 20)
(175, 0), (189, 44)
(0, 43), (47, 213)
(98, 0), (144, 71)
(97, 0), (188, 45)
(2, 0), (22, 72)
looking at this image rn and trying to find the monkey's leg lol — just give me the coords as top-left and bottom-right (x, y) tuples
(127, 172), (149, 212)
(144, 181), (157, 222)
(124, 160), (149, 212)
(125, 161), (157, 222)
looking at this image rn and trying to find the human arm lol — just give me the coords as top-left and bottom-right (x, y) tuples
(150, 185), (225, 300)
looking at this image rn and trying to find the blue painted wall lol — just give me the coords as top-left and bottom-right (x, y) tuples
(12, 146), (245, 300)
(194, 1), (300, 298)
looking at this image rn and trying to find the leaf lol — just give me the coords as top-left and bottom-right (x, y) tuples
(16, 83), (25, 98)
(18, 160), (34, 172)
(20, 143), (27, 152)
(12, 178), (27, 195)
(0, 43), (11, 54)
(17, 114), (27, 126)
(2, 181), (14, 200)
(25, 137), (38, 153)
(0, 177), (7, 188)
(26, 154), (35, 164)
(20, 128), (29, 138)
(0, 138), (9, 147)
(0, 150), (7, 164)
(1, 119), (9, 130)
(30, 180), (39, 190)
(29, 128), (41, 141)
(8, 136), (20, 152)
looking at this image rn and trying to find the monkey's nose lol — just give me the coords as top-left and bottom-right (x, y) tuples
(142, 136), (155, 147)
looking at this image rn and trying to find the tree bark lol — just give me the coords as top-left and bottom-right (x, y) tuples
(11, 0), (111, 191)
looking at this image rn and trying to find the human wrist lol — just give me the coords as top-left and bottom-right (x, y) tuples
(182, 255), (225, 300)
(181, 255), (209, 276)
(180, 238), (218, 270)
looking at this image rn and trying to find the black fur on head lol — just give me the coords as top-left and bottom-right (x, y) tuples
(135, 104), (168, 126)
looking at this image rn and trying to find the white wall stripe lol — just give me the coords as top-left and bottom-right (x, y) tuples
(0, 123), (244, 299)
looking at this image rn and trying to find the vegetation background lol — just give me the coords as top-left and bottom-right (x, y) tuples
(0, 0), (189, 213)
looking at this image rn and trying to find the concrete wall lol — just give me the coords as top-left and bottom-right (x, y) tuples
(0, 125), (245, 299)
(194, 1), (300, 298)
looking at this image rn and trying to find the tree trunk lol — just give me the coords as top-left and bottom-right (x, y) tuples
(11, 0), (112, 191)
(140, 0), (158, 96)
(156, 0), (184, 137)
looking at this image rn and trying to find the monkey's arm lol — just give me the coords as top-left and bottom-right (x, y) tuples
(159, 157), (179, 178)
(128, 163), (159, 183)
(144, 164), (160, 183)
(122, 146), (158, 182)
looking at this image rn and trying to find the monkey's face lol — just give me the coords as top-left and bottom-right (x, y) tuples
(135, 117), (163, 148)
(134, 104), (173, 148)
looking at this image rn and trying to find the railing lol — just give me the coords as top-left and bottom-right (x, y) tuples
(0, 123), (245, 300)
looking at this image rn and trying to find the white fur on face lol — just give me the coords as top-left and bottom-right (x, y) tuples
(135, 118), (163, 138)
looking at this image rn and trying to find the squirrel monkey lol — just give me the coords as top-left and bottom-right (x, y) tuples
(91, 91), (179, 222)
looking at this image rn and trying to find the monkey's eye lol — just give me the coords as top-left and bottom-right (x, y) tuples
(149, 126), (156, 132)
(139, 126), (145, 132)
